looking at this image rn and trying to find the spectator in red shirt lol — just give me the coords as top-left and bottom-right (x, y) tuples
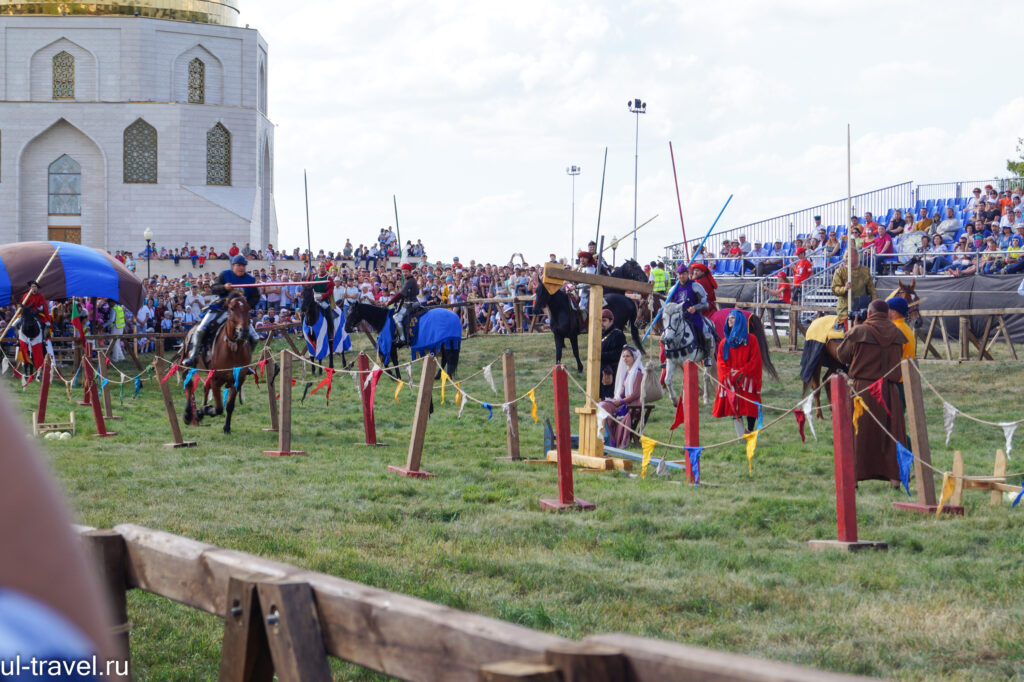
(872, 231), (894, 274)
(228, 243), (240, 257)
(791, 247), (813, 302)
(864, 211), (880, 237)
(763, 271), (791, 304)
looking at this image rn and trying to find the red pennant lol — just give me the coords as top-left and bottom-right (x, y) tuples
(250, 368), (259, 388)
(310, 368), (335, 405)
(204, 369), (215, 391)
(868, 377), (891, 417)
(794, 408), (807, 442)
(670, 396), (685, 431)
(257, 359), (267, 378)
(161, 363), (179, 385)
(368, 368), (383, 409)
(192, 372), (201, 394)
(104, 355), (111, 367)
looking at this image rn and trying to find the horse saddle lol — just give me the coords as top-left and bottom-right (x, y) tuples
(401, 303), (427, 343)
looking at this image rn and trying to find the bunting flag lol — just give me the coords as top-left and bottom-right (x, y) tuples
(257, 358), (267, 378)
(867, 378), (891, 417)
(655, 457), (668, 477)
(528, 389), (538, 423)
(943, 401), (957, 446)
(368, 368), (382, 409)
(455, 382), (462, 407)
(483, 364), (497, 394)
(756, 402), (764, 430)
(1, 357), (8, 375)
(502, 402), (516, 438)
(1012, 486), (1024, 509)
(481, 402), (493, 420)
(70, 298), (87, 345)
(686, 446), (703, 486)
(203, 369), (215, 391)
(596, 406), (610, 436)
(100, 377), (109, 392)
(799, 394), (817, 441)
(936, 472), (956, 517)
(233, 367), (242, 390)
(192, 371), (201, 394)
(670, 396), (685, 431)
(119, 381), (124, 405)
(182, 368), (197, 392)
(250, 368), (259, 388)
(793, 408), (807, 442)
(702, 372), (709, 405)
(71, 364), (81, 388)
(1000, 422), (1017, 458)
(222, 388), (229, 405)
(406, 363), (414, 386)
(458, 389), (467, 419)
(743, 430), (759, 475)
(310, 368), (335, 406)
(394, 380), (404, 403)
(851, 396), (866, 435)
(439, 369), (449, 404)
(134, 376), (142, 397)
(896, 442), (914, 498)
(640, 436), (657, 479)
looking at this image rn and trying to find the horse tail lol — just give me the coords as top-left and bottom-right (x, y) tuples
(747, 315), (779, 380)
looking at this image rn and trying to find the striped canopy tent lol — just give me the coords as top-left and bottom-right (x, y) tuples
(0, 241), (144, 312)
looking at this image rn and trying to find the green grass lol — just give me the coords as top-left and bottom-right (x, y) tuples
(9, 333), (1024, 681)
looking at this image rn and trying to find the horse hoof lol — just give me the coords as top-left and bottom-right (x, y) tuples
(223, 426), (231, 434)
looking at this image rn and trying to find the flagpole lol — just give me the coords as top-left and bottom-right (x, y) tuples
(846, 124), (853, 320)
(304, 169), (313, 278)
(593, 146), (608, 251)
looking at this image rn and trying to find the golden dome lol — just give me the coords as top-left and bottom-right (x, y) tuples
(0, 1), (240, 26)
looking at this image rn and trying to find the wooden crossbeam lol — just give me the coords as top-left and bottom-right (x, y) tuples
(542, 263), (652, 295)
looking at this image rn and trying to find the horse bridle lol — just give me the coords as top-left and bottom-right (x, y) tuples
(661, 308), (699, 359)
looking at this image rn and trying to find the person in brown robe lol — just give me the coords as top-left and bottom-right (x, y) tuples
(836, 299), (907, 483)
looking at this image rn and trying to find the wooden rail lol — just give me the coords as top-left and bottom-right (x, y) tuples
(75, 524), (871, 682)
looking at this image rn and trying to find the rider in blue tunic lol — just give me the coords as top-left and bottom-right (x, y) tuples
(670, 263), (711, 356)
(182, 255), (261, 367)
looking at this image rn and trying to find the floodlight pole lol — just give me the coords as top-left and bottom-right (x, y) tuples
(566, 165), (580, 260)
(628, 98), (646, 261)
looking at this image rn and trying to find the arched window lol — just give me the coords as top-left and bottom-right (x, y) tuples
(188, 58), (205, 104)
(123, 119), (158, 183)
(206, 123), (231, 186)
(258, 62), (267, 114)
(52, 51), (75, 99)
(48, 154), (81, 215)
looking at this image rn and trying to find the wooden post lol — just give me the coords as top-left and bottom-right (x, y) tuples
(958, 316), (969, 362)
(682, 361), (699, 484)
(467, 305), (477, 336)
(262, 350), (279, 433)
(574, 284), (604, 459)
(809, 373), (886, 551)
(540, 365), (594, 511)
(219, 578), (273, 682)
(263, 351), (305, 456)
(126, 337), (144, 371)
(255, 582), (333, 682)
(77, 343), (93, 406)
(156, 337), (165, 360)
(36, 354), (51, 424)
(513, 300), (524, 333)
(82, 529), (131, 681)
(156, 358), (196, 449)
(544, 642), (626, 682)
(86, 359), (117, 437)
(788, 305), (798, 352)
(479, 661), (560, 681)
(498, 350), (521, 461)
(98, 350), (120, 421)
(357, 352), (379, 445)
(389, 354), (435, 477)
(951, 451), (965, 507)
(892, 359), (964, 514)
(991, 449), (1007, 507)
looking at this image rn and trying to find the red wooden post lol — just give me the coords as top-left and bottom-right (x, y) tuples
(357, 352), (378, 445)
(86, 359), (116, 438)
(682, 361), (699, 484)
(36, 355), (51, 424)
(540, 365), (594, 511)
(77, 346), (92, 406)
(809, 373), (886, 552)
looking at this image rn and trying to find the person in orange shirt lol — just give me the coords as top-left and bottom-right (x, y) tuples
(791, 247), (814, 303)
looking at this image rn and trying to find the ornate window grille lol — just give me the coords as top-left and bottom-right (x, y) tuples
(206, 123), (231, 186)
(188, 58), (205, 104)
(52, 51), (74, 99)
(123, 119), (158, 184)
(49, 154), (81, 215)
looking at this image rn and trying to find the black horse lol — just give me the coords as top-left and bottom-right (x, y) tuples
(299, 286), (348, 374)
(15, 305), (45, 377)
(534, 286), (584, 372)
(344, 302), (461, 379)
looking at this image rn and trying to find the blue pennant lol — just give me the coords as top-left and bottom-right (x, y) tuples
(756, 403), (763, 430)
(100, 377), (109, 391)
(896, 442), (914, 498)
(183, 368), (197, 391)
(71, 365), (81, 388)
(1013, 487), (1024, 509)
(133, 376), (142, 397)
(233, 367), (242, 390)
(686, 446), (703, 487)
(482, 402), (493, 420)
(222, 388), (230, 405)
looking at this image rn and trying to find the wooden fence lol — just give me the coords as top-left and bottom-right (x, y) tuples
(76, 524), (870, 682)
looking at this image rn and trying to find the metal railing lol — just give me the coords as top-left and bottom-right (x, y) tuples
(664, 182), (913, 262)
(914, 180), (1002, 202)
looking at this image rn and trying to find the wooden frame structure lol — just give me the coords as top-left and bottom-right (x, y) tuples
(540, 263), (652, 470)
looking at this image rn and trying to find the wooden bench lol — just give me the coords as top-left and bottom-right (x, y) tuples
(627, 405), (656, 446)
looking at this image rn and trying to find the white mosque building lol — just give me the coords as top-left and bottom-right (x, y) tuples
(0, 0), (276, 254)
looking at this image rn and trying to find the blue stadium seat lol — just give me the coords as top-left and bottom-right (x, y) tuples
(915, 199), (925, 211)
(714, 260), (727, 274)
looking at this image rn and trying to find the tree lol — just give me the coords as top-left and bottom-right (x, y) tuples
(1007, 137), (1024, 177)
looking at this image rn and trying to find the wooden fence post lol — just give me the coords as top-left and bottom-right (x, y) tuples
(219, 578), (273, 682)
(513, 300), (524, 333)
(497, 350), (520, 461)
(156, 358), (196, 449)
(263, 351), (305, 456)
(683, 361), (699, 484)
(467, 307), (477, 337)
(82, 529), (131, 681)
(389, 355), (436, 477)
(35, 354), (51, 424)
(540, 365), (594, 511)
(262, 349), (279, 433)
(98, 349), (120, 421)
(809, 374), (885, 552)
(86, 359), (117, 437)
(357, 352), (379, 445)
(544, 642), (625, 682)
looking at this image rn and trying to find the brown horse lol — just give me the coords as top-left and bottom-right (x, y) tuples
(799, 279), (921, 419)
(180, 292), (252, 433)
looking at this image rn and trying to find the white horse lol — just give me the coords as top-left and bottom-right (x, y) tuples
(660, 302), (716, 403)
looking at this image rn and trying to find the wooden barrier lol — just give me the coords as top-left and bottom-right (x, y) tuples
(83, 359), (116, 438)
(947, 449), (1022, 511)
(389, 354), (435, 478)
(356, 352), (379, 446)
(31, 355), (76, 436)
(71, 523), (873, 682)
(263, 350), (304, 456)
(155, 357), (197, 449)
(262, 348), (279, 433)
(540, 365), (594, 511)
(809, 374), (886, 552)
(683, 361), (699, 484)
(497, 350), (520, 462)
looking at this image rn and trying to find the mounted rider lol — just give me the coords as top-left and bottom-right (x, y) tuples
(22, 280), (51, 332)
(388, 263), (421, 346)
(310, 261), (335, 314)
(182, 255), (261, 367)
(670, 263), (712, 356)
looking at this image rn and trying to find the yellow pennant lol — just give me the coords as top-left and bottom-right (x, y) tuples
(394, 380), (404, 403)
(439, 369), (449, 404)
(455, 382), (462, 407)
(528, 389), (538, 423)
(640, 436), (657, 479)
(852, 396), (866, 435)
(936, 472), (956, 517)
(743, 430), (760, 475)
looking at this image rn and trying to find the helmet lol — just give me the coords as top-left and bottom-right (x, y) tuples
(230, 255), (248, 266)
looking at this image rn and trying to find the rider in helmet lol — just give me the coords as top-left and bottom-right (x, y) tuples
(22, 280), (51, 332)
(387, 263), (420, 346)
(670, 263), (711, 357)
(182, 255), (261, 367)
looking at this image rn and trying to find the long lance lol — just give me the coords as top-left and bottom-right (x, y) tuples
(601, 214), (659, 255)
(641, 194), (733, 342)
(394, 194), (405, 286)
(0, 245), (62, 343)
(669, 141), (690, 262)
(593, 147), (608, 250)
(304, 169), (313, 278)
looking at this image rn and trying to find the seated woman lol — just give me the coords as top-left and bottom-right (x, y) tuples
(925, 234), (951, 274)
(897, 232), (928, 276)
(1005, 236), (1024, 274)
(712, 310), (763, 437)
(824, 232), (842, 261)
(599, 346), (644, 448)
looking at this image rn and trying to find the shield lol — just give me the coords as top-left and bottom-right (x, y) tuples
(0, 241), (144, 312)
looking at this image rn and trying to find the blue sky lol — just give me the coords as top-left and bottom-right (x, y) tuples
(245, 0), (1024, 263)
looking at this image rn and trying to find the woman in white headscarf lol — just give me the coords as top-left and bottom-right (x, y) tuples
(599, 346), (644, 447)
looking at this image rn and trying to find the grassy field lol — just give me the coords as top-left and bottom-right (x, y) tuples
(7, 331), (1024, 681)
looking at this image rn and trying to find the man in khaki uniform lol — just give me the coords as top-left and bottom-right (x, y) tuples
(831, 248), (876, 327)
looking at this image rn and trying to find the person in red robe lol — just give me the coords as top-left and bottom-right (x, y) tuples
(712, 309), (763, 436)
(22, 280), (51, 326)
(689, 262), (718, 316)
